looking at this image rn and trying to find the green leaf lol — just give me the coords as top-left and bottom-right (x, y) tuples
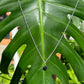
(0, 0), (84, 84)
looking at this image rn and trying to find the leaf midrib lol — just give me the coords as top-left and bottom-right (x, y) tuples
(38, 0), (45, 59)
(38, 0), (45, 84)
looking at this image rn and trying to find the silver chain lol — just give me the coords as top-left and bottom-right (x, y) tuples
(45, 0), (79, 63)
(18, 0), (79, 65)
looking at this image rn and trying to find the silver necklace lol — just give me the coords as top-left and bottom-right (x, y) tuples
(18, 0), (79, 71)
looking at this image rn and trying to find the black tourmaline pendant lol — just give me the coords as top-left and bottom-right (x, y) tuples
(43, 65), (47, 71)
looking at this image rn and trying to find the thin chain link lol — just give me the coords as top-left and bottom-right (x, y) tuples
(18, 0), (45, 63)
(45, 0), (79, 64)
(18, 0), (79, 65)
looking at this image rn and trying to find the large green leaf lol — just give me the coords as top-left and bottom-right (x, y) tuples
(0, 0), (84, 84)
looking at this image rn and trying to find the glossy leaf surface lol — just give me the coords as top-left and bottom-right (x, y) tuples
(0, 0), (84, 84)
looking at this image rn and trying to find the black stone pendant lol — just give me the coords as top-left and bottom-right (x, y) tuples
(43, 65), (47, 71)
